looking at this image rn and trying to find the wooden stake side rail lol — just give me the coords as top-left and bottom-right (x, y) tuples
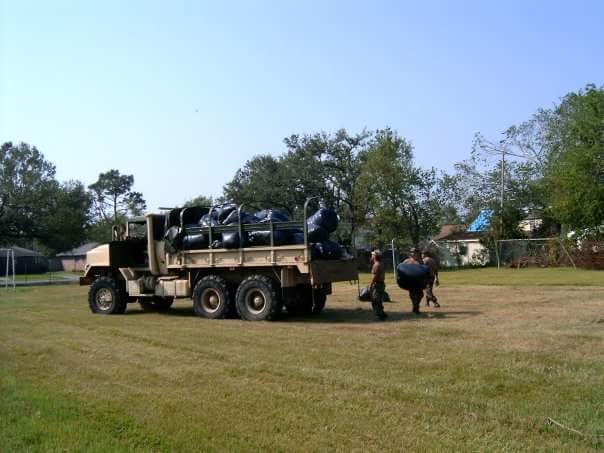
(165, 245), (310, 273)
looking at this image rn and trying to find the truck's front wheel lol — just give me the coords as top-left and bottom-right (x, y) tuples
(88, 277), (127, 315)
(193, 275), (233, 319)
(236, 275), (282, 321)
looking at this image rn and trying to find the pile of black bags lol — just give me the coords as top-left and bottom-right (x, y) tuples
(166, 205), (346, 260)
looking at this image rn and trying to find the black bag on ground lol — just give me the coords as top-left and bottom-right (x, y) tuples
(182, 234), (209, 250)
(359, 286), (371, 301)
(307, 207), (338, 233)
(255, 209), (289, 223)
(396, 263), (431, 290)
(307, 223), (329, 243)
(359, 286), (391, 302)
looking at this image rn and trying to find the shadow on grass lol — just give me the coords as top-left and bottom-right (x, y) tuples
(124, 305), (481, 324)
(286, 307), (482, 324)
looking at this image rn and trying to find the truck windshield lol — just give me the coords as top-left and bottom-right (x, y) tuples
(127, 222), (147, 240)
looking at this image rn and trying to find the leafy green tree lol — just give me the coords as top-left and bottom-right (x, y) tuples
(283, 129), (371, 240)
(89, 169), (146, 223)
(183, 195), (214, 207)
(0, 142), (58, 242)
(356, 129), (441, 248)
(0, 142), (92, 252)
(222, 154), (292, 211)
(43, 181), (92, 252)
(543, 84), (604, 230)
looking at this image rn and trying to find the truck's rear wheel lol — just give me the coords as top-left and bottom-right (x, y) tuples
(236, 275), (282, 321)
(311, 290), (327, 314)
(193, 275), (233, 319)
(139, 297), (174, 312)
(88, 277), (127, 315)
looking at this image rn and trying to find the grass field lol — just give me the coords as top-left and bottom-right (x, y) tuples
(0, 271), (82, 282)
(1, 269), (603, 451)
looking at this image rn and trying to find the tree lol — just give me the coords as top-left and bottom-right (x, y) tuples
(222, 154), (292, 211)
(543, 84), (604, 230)
(0, 142), (93, 252)
(0, 142), (58, 243)
(89, 169), (146, 223)
(285, 129), (371, 242)
(356, 129), (442, 248)
(183, 195), (214, 208)
(44, 181), (92, 252)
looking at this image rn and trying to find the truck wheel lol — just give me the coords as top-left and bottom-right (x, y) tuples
(139, 297), (174, 312)
(236, 275), (282, 321)
(311, 290), (327, 314)
(193, 275), (233, 319)
(88, 277), (127, 315)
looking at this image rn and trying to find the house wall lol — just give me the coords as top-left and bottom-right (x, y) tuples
(436, 240), (490, 267)
(59, 256), (87, 272)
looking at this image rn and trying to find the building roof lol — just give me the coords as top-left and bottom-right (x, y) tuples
(435, 230), (484, 241)
(467, 209), (494, 232)
(0, 246), (43, 257)
(56, 242), (100, 257)
(433, 224), (465, 241)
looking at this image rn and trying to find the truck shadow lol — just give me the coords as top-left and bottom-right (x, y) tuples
(124, 304), (481, 323)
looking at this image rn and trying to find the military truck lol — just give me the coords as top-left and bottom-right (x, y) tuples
(80, 199), (358, 321)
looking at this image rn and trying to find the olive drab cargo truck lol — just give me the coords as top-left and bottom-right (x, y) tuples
(80, 199), (358, 321)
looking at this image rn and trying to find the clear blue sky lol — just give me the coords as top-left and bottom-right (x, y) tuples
(1, 0), (603, 210)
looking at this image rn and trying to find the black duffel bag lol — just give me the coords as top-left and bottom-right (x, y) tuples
(248, 229), (291, 246)
(223, 210), (259, 225)
(307, 207), (338, 233)
(255, 209), (289, 223)
(222, 231), (249, 249)
(163, 226), (182, 253)
(182, 234), (209, 250)
(307, 223), (329, 243)
(310, 240), (342, 260)
(396, 263), (431, 290)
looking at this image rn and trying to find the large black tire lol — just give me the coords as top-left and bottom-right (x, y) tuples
(192, 275), (233, 319)
(235, 275), (282, 321)
(88, 276), (128, 315)
(139, 297), (174, 312)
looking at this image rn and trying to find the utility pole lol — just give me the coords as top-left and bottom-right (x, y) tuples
(500, 147), (505, 236)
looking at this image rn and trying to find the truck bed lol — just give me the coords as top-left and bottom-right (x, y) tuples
(166, 218), (358, 283)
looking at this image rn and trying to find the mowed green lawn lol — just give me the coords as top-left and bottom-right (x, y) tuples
(1, 269), (603, 451)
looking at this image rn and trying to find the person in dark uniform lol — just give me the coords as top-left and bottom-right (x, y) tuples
(402, 247), (424, 314)
(422, 249), (440, 307)
(369, 250), (387, 321)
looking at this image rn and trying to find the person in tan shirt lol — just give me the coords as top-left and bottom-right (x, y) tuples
(422, 249), (440, 307)
(369, 250), (387, 321)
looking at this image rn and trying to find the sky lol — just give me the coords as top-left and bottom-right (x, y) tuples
(1, 0), (603, 211)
